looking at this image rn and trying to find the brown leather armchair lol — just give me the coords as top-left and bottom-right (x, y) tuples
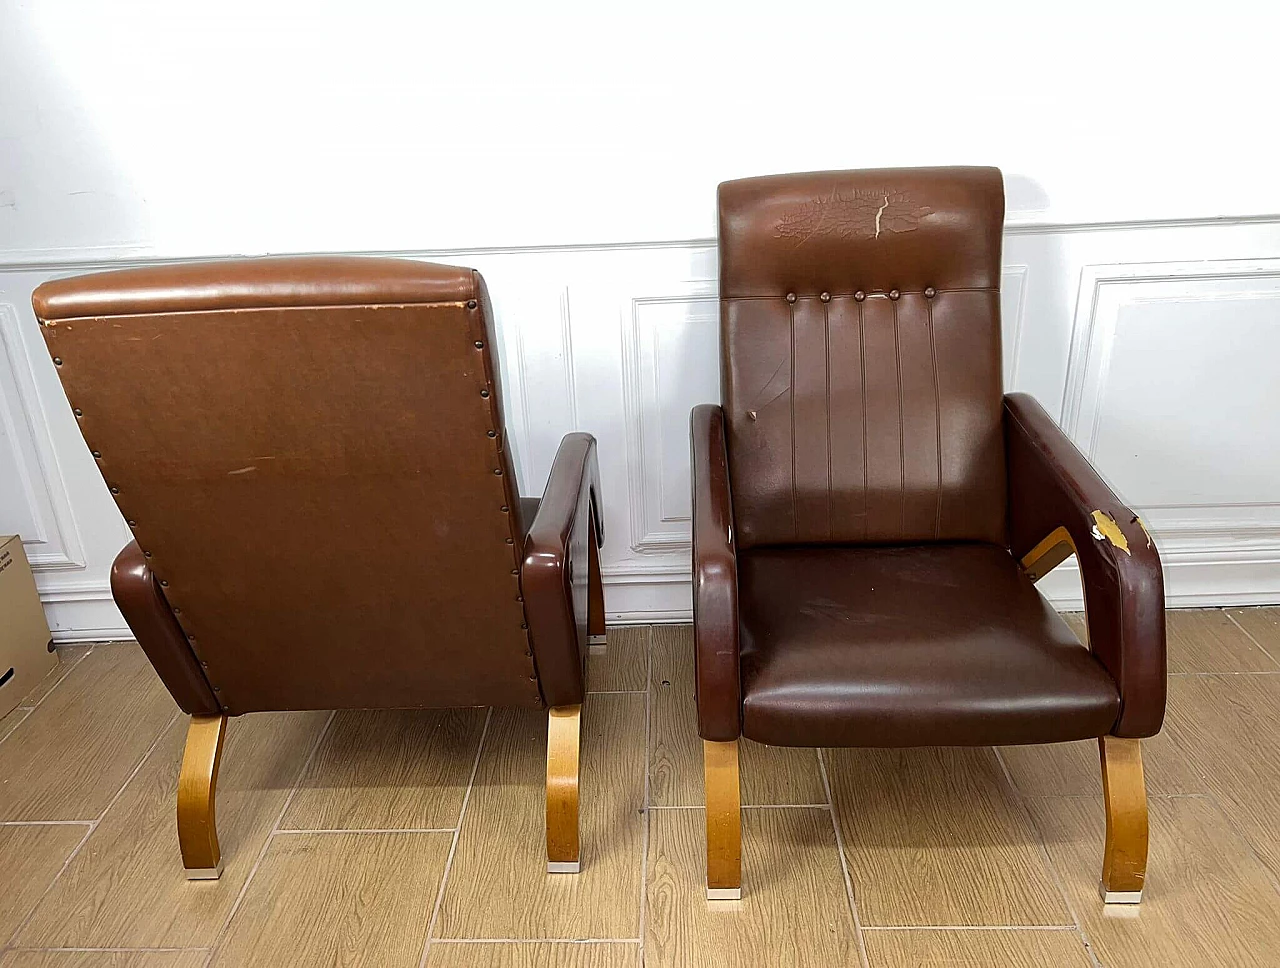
(33, 257), (606, 878)
(692, 168), (1165, 903)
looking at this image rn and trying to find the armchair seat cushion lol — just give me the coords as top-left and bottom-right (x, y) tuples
(739, 543), (1120, 748)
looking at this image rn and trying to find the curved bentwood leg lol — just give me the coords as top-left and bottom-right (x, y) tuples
(547, 704), (583, 873)
(704, 738), (742, 900)
(1099, 735), (1148, 903)
(178, 713), (227, 879)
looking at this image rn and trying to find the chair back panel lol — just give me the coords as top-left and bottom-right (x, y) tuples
(36, 257), (540, 712)
(718, 167), (1008, 548)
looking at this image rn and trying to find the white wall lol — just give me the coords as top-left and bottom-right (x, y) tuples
(2, 1), (1278, 637)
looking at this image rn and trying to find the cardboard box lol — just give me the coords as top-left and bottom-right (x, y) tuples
(0, 534), (57, 719)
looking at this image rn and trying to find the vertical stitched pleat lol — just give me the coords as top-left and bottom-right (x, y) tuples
(859, 300), (868, 540)
(899, 295), (944, 537)
(791, 298), (832, 540)
(860, 298), (901, 541)
(824, 301), (832, 540)
(788, 300), (797, 539)
(928, 298), (942, 538)
(826, 296), (866, 540)
(893, 299), (905, 535)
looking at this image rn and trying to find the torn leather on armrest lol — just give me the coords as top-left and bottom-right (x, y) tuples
(1004, 392), (1166, 737)
(111, 540), (220, 715)
(691, 404), (741, 741)
(521, 432), (601, 709)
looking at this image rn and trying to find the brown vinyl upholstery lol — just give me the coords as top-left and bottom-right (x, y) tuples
(719, 168), (1007, 548)
(35, 256), (603, 716)
(692, 168), (1166, 750)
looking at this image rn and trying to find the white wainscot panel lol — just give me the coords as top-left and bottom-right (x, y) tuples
(1045, 258), (1280, 607)
(621, 282), (721, 556)
(0, 302), (86, 571)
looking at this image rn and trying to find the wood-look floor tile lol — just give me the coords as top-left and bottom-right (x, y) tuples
(282, 708), (486, 830)
(17, 644), (95, 708)
(586, 626), (648, 692)
(211, 831), (451, 968)
(1057, 611), (1088, 643)
(0, 644), (176, 821)
(0, 823), (89, 941)
(0, 706), (32, 744)
(1225, 606), (1280, 660)
(435, 696), (645, 939)
(999, 704), (1206, 798)
(1166, 609), (1280, 673)
(827, 747), (1071, 926)
(1029, 795), (1280, 967)
(1163, 674), (1280, 877)
(426, 942), (639, 967)
(863, 928), (1092, 967)
(649, 625), (825, 807)
(645, 808), (857, 968)
(17, 711), (327, 949)
(0, 953), (209, 968)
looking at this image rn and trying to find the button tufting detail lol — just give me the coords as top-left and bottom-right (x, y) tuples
(819, 291), (831, 303)
(785, 292), (797, 304)
(889, 289), (901, 300)
(854, 291), (866, 302)
(924, 286), (937, 298)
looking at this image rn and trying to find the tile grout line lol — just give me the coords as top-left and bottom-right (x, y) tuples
(5, 947), (214, 953)
(432, 937), (640, 947)
(418, 704), (493, 968)
(0, 646), (95, 751)
(1161, 663), (1280, 904)
(0, 708), (34, 750)
(271, 827), (458, 836)
(1223, 611), (1280, 666)
(637, 626), (654, 968)
(991, 748), (1105, 968)
(4, 705), (181, 950)
(647, 803), (831, 811)
(817, 748), (871, 968)
(209, 708), (338, 954)
(860, 924), (1084, 931)
(430, 937), (645, 947)
(0, 820), (97, 826)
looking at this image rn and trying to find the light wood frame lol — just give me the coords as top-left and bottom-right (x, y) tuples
(704, 738), (742, 900)
(546, 703), (582, 873)
(177, 713), (227, 879)
(588, 514), (607, 649)
(1099, 735), (1148, 902)
(1021, 526), (1149, 904)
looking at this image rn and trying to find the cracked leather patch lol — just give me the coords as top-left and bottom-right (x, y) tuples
(774, 188), (933, 245)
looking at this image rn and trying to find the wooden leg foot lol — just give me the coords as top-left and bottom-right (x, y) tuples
(1099, 735), (1147, 903)
(546, 704), (582, 874)
(178, 713), (227, 880)
(704, 738), (741, 900)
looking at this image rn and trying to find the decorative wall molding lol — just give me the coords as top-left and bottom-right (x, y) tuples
(4, 215), (1280, 631)
(620, 280), (718, 555)
(0, 302), (87, 571)
(3, 212), (1280, 273)
(1053, 256), (1280, 609)
(1000, 265), (1030, 384)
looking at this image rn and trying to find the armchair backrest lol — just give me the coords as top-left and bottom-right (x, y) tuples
(717, 166), (1008, 549)
(34, 257), (541, 713)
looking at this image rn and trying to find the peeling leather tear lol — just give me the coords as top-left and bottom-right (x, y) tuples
(1135, 515), (1154, 549)
(1089, 510), (1131, 555)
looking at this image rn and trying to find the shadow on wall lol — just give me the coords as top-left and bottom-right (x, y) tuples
(0, 5), (150, 255)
